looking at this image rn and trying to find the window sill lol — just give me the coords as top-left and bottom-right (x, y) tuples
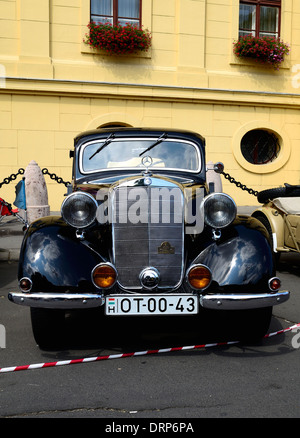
(230, 55), (291, 71)
(81, 43), (152, 59)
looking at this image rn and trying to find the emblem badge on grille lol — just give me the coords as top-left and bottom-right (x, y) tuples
(158, 241), (175, 254)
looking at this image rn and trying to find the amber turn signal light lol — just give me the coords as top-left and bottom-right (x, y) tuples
(92, 263), (117, 289)
(187, 265), (212, 290)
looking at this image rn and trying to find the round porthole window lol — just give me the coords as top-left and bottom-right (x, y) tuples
(241, 129), (281, 165)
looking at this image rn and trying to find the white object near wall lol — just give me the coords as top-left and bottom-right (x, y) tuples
(24, 161), (50, 223)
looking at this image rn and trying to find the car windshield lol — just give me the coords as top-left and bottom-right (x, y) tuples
(80, 137), (200, 173)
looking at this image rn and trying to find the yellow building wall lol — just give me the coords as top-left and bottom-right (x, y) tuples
(0, 0), (299, 211)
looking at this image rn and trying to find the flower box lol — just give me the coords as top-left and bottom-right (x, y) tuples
(233, 35), (290, 70)
(84, 21), (152, 56)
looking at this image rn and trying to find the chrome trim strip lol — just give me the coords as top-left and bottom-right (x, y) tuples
(200, 290), (290, 310)
(8, 292), (105, 309)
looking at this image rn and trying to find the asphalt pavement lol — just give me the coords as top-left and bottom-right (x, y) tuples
(0, 216), (24, 262)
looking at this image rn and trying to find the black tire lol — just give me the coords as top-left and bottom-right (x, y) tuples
(254, 213), (280, 264)
(257, 185), (300, 203)
(30, 308), (66, 349)
(237, 307), (273, 343)
(254, 214), (273, 244)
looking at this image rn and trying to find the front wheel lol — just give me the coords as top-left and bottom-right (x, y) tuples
(30, 308), (66, 349)
(234, 307), (273, 343)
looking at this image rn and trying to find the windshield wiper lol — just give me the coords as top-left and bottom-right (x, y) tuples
(89, 133), (115, 160)
(139, 133), (168, 157)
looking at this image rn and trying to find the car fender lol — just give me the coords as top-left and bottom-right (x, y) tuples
(18, 216), (105, 292)
(194, 216), (275, 291)
(252, 204), (285, 249)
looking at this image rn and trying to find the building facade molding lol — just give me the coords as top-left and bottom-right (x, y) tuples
(2, 76), (300, 110)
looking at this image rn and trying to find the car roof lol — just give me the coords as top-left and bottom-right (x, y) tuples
(74, 127), (205, 147)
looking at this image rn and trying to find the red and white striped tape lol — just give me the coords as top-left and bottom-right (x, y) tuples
(1, 323), (299, 374)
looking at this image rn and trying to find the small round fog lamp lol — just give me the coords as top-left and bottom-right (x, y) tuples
(187, 265), (212, 290)
(92, 263), (117, 289)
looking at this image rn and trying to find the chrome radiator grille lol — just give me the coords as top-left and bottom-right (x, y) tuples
(112, 185), (184, 290)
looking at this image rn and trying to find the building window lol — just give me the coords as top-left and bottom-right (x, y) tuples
(239, 1), (281, 38)
(91, 0), (141, 27)
(241, 129), (281, 165)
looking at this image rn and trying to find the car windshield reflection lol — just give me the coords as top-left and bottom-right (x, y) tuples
(80, 138), (200, 173)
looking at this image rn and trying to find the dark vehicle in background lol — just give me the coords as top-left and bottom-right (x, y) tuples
(9, 128), (289, 348)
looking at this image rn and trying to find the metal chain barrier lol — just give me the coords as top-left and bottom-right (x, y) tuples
(1, 167), (255, 197)
(42, 168), (71, 187)
(0, 168), (25, 190)
(220, 170), (258, 197)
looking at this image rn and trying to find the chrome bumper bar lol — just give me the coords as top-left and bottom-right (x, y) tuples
(8, 290), (289, 310)
(8, 292), (105, 309)
(200, 290), (289, 310)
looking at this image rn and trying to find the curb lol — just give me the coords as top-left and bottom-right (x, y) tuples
(0, 215), (24, 261)
(0, 248), (20, 262)
(0, 229), (24, 236)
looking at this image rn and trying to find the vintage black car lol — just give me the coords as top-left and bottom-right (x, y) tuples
(9, 128), (289, 348)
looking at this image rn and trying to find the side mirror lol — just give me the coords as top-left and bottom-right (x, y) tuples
(213, 162), (224, 174)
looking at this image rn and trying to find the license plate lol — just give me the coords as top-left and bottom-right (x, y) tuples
(105, 295), (198, 316)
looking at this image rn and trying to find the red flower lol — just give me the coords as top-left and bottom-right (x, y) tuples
(84, 21), (152, 55)
(233, 35), (290, 69)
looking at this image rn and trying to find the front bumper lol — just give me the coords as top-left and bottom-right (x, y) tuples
(8, 292), (105, 309)
(200, 290), (289, 310)
(8, 290), (289, 310)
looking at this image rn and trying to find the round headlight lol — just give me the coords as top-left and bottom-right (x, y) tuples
(202, 193), (236, 229)
(61, 192), (98, 229)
